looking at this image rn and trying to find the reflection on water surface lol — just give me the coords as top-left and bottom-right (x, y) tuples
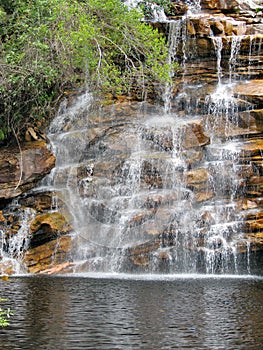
(0, 275), (263, 350)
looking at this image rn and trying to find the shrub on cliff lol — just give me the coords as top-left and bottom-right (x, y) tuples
(0, 0), (171, 143)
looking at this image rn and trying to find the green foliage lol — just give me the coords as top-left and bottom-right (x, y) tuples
(139, 0), (177, 18)
(0, 0), (172, 143)
(0, 297), (13, 327)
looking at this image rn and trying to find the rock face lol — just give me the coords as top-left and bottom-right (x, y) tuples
(1, 0), (263, 274)
(0, 141), (73, 274)
(0, 141), (55, 201)
(0, 191), (73, 274)
(25, 235), (72, 274)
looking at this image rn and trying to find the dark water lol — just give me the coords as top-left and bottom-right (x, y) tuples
(0, 274), (263, 350)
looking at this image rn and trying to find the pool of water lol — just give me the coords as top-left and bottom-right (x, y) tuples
(0, 274), (263, 349)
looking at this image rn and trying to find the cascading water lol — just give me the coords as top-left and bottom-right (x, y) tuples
(35, 14), (255, 274)
(0, 201), (36, 273)
(124, 0), (167, 22)
(2, 1), (262, 275)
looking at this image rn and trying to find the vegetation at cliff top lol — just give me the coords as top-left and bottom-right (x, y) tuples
(0, 0), (172, 143)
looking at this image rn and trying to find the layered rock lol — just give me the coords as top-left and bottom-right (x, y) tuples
(0, 190), (73, 274)
(1, 0), (263, 274)
(0, 141), (55, 201)
(122, 0), (263, 269)
(25, 235), (72, 273)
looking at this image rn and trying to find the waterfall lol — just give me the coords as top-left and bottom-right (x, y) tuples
(0, 202), (35, 274)
(229, 36), (242, 82)
(124, 0), (167, 22)
(41, 65), (253, 275)
(163, 19), (184, 113)
(186, 0), (201, 14)
(1, 1), (262, 276)
(212, 37), (223, 84)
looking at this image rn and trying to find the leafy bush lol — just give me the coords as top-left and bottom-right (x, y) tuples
(0, 0), (172, 143)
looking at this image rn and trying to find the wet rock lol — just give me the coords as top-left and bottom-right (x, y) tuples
(142, 122), (210, 151)
(19, 192), (60, 212)
(183, 123), (210, 149)
(127, 239), (160, 261)
(186, 168), (209, 184)
(0, 260), (16, 275)
(201, 0), (239, 10)
(195, 191), (214, 203)
(89, 201), (119, 224)
(240, 138), (263, 158)
(39, 261), (75, 275)
(182, 149), (203, 165)
(234, 80), (263, 107)
(141, 161), (163, 189)
(239, 109), (263, 132)
(3, 0), (263, 273)
(126, 209), (156, 229)
(237, 198), (260, 210)
(25, 235), (72, 273)
(187, 15), (246, 37)
(29, 212), (72, 248)
(245, 219), (263, 233)
(0, 141), (55, 201)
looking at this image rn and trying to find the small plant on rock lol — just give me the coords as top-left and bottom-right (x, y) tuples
(0, 297), (13, 327)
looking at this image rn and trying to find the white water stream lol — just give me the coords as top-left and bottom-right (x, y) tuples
(35, 18), (255, 274)
(1, 1), (262, 275)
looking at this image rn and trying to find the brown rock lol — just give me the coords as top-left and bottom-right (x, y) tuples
(25, 235), (72, 273)
(128, 240), (160, 257)
(141, 161), (163, 188)
(39, 261), (75, 275)
(211, 20), (225, 35)
(201, 0), (239, 10)
(158, 251), (170, 260)
(143, 122), (209, 151)
(19, 192), (59, 212)
(224, 20), (234, 35)
(245, 219), (263, 232)
(0, 260), (16, 275)
(239, 109), (263, 132)
(195, 191), (214, 203)
(183, 123), (210, 149)
(240, 139), (263, 158)
(30, 212), (71, 233)
(187, 20), (196, 35)
(29, 212), (72, 248)
(129, 255), (149, 267)
(25, 127), (38, 141)
(186, 168), (209, 184)
(195, 38), (214, 56)
(0, 141), (55, 200)
(234, 80), (263, 106)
